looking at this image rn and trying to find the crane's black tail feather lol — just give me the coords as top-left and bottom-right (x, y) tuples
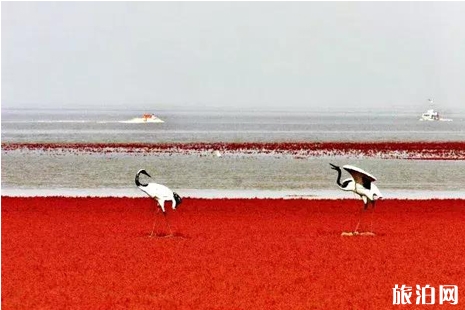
(173, 192), (183, 206)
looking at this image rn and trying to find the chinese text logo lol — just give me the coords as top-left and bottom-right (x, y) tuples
(393, 284), (458, 305)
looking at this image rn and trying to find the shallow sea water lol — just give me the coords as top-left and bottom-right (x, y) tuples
(2, 109), (465, 198)
(2, 150), (465, 198)
(2, 108), (465, 143)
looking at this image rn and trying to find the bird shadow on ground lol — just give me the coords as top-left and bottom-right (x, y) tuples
(149, 232), (189, 239)
(130, 230), (189, 240)
(340, 231), (387, 237)
(315, 230), (386, 237)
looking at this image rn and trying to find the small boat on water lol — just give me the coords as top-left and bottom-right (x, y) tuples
(120, 113), (164, 124)
(419, 99), (452, 122)
(420, 109), (440, 121)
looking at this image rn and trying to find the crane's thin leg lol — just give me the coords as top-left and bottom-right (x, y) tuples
(162, 212), (174, 237)
(354, 202), (367, 234)
(368, 201), (376, 235)
(354, 210), (362, 234)
(149, 207), (160, 238)
(150, 219), (157, 238)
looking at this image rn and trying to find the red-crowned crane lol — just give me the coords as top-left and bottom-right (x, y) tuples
(330, 164), (383, 236)
(135, 169), (182, 237)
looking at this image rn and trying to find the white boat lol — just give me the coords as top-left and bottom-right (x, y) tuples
(419, 99), (452, 121)
(419, 109), (440, 121)
(120, 113), (164, 124)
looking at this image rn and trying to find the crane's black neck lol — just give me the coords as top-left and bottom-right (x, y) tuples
(334, 168), (343, 187)
(135, 173), (148, 187)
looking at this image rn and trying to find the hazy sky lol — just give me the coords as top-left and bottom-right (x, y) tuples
(2, 1), (465, 112)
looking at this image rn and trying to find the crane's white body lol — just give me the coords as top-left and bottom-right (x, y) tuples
(135, 169), (181, 213)
(339, 178), (383, 202)
(331, 164), (383, 203)
(138, 182), (179, 213)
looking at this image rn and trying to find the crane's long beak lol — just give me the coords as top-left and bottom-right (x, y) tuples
(329, 163), (339, 170)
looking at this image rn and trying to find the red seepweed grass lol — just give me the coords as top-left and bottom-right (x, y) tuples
(2, 197), (465, 309)
(3, 141), (465, 160)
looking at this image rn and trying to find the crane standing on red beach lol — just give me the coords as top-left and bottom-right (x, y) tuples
(330, 164), (383, 236)
(135, 169), (183, 237)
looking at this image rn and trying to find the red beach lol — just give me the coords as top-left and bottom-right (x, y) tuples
(2, 197), (465, 309)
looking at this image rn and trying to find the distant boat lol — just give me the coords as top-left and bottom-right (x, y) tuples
(420, 109), (440, 121)
(419, 99), (452, 122)
(120, 113), (164, 124)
